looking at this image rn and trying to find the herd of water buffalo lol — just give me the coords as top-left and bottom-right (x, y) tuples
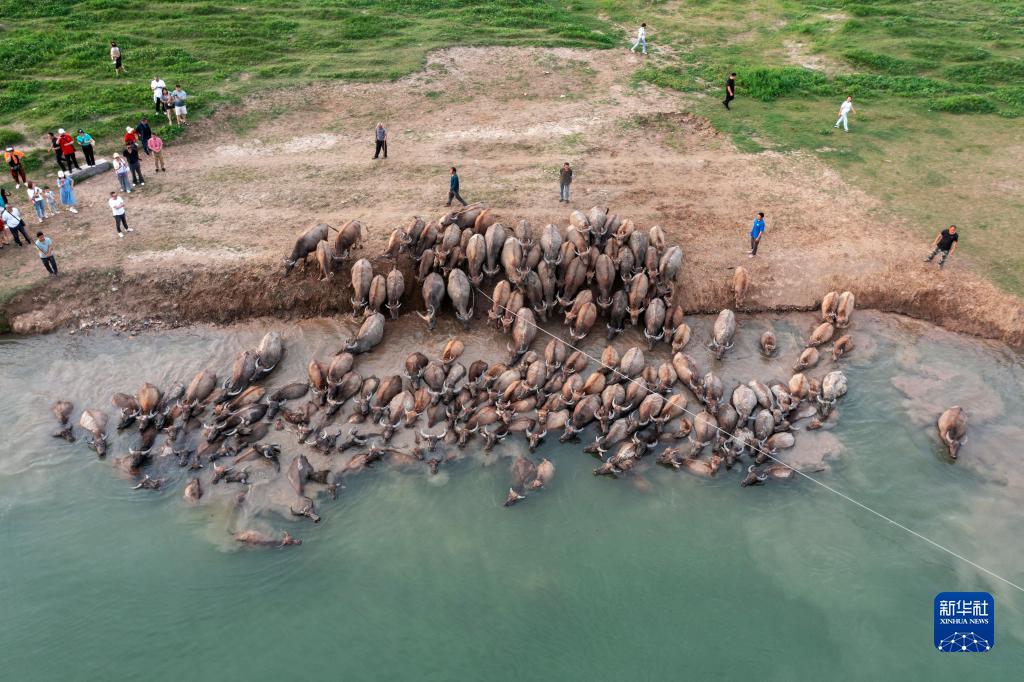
(49, 205), (970, 548)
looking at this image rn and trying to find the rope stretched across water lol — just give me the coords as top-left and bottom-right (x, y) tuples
(470, 283), (1024, 594)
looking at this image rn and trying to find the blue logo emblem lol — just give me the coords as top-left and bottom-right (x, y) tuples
(934, 592), (994, 652)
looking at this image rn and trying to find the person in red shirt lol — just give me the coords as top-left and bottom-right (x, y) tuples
(56, 128), (81, 170)
(124, 126), (138, 145)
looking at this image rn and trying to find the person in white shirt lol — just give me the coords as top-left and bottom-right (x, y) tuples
(150, 77), (166, 114)
(834, 96), (855, 132)
(1, 205), (31, 246)
(631, 23), (647, 54)
(108, 191), (134, 238)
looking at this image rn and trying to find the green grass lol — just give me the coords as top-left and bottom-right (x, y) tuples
(0, 0), (615, 149)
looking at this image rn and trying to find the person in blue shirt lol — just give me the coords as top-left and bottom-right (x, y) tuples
(75, 129), (96, 166)
(749, 211), (766, 257)
(35, 231), (58, 275)
(446, 166), (467, 207)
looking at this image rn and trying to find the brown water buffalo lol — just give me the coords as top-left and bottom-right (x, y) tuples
(382, 227), (406, 259)
(80, 409), (108, 456)
(671, 324), (692, 353)
(235, 530), (301, 548)
(417, 272), (446, 330)
(225, 350), (258, 397)
(333, 220), (363, 260)
(760, 329), (777, 357)
(488, 279), (511, 325)
(284, 223), (330, 276)
(832, 335), (854, 361)
(937, 406), (968, 459)
(626, 272), (649, 325)
(365, 274), (387, 317)
(569, 301), (598, 341)
(537, 260), (557, 314)
(606, 290), (628, 339)
(315, 241), (336, 281)
(820, 291), (839, 323)
(657, 245), (683, 295)
(836, 291), (855, 327)
(348, 258), (373, 316)
(794, 347), (820, 372)
(595, 253), (616, 309)
(807, 322), (835, 347)
(508, 308), (537, 364)
(540, 223), (563, 265)
(465, 233), (486, 286)
(385, 267), (405, 320)
(733, 266), (749, 308)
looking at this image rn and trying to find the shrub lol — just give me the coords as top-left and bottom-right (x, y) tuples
(743, 67), (827, 101)
(0, 128), (26, 146)
(843, 49), (923, 75)
(929, 95), (996, 114)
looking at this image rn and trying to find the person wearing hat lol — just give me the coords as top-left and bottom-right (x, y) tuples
(4, 146), (27, 187)
(76, 129), (96, 166)
(112, 153), (132, 193)
(135, 117), (153, 156)
(57, 171), (78, 214)
(123, 126), (138, 146)
(47, 131), (67, 172)
(57, 129), (81, 170)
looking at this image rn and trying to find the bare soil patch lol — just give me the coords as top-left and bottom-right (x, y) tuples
(2, 47), (1021, 346)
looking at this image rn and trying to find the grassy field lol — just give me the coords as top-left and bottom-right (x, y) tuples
(1, 0), (1022, 294)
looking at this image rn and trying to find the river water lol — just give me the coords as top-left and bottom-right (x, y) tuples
(0, 311), (1021, 679)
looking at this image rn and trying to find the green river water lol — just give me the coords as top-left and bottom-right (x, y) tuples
(0, 311), (1021, 680)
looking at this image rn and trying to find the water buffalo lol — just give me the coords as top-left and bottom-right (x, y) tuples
(540, 223), (563, 265)
(606, 290), (628, 339)
(256, 331), (283, 375)
(836, 291), (855, 327)
(284, 223), (330, 276)
(626, 272), (649, 325)
(832, 335), (854, 361)
(794, 347), (819, 372)
(508, 308), (538, 364)
(315, 241), (336, 280)
(807, 322), (835, 347)
(80, 409), (108, 456)
(937, 406), (968, 459)
(333, 220), (363, 260)
(447, 268), (474, 327)
(224, 349), (258, 397)
(817, 370), (847, 417)
(569, 301), (597, 341)
(733, 266), (749, 308)
(234, 530), (302, 548)
(385, 267), (405, 320)
(484, 223), (507, 277)
(417, 272), (446, 330)
(349, 258), (373, 316)
(820, 291), (839, 323)
(760, 329), (777, 357)
(657, 245), (683, 295)
(708, 309), (736, 360)
(643, 297), (666, 350)
(344, 313), (385, 355)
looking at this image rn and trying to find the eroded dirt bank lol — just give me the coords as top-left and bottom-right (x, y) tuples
(2, 47), (1021, 346)
(7, 254), (1022, 348)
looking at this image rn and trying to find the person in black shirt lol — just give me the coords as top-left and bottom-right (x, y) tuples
(135, 118), (153, 156)
(924, 225), (958, 268)
(724, 72), (736, 110)
(47, 132), (67, 172)
(559, 162), (572, 203)
(124, 143), (145, 186)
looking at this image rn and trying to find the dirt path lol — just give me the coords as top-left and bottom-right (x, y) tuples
(2, 47), (1022, 345)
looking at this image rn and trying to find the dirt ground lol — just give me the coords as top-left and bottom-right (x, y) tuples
(2, 47), (1022, 345)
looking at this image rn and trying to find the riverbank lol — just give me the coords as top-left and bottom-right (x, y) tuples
(2, 48), (1021, 346)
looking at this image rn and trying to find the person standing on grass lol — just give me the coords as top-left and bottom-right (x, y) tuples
(923, 225), (958, 269)
(148, 132), (166, 172)
(57, 171), (79, 214)
(113, 153), (132, 193)
(749, 211), (766, 258)
(161, 88), (174, 126)
(35, 231), (58, 276)
(124, 126), (138, 146)
(110, 41), (126, 75)
(47, 132), (67, 172)
(4, 146), (27, 187)
(559, 162), (572, 203)
(1, 204), (31, 246)
(172, 84), (188, 125)
(724, 72), (737, 110)
(27, 182), (46, 223)
(57, 129), (81, 170)
(834, 96), (855, 132)
(136, 117), (153, 156)
(108, 191), (133, 238)
(373, 122), (388, 159)
(446, 167), (467, 207)
(76, 129), (96, 166)
(631, 23), (647, 54)
(150, 76), (166, 113)
(124, 142), (145, 187)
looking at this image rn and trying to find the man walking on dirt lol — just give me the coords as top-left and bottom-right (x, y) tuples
(724, 72), (736, 110)
(834, 96), (855, 132)
(749, 212), (766, 258)
(923, 224), (958, 269)
(631, 23), (647, 54)
(373, 122), (388, 159)
(446, 167), (467, 207)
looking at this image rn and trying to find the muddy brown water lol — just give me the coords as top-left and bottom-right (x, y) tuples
(1, 310), (1022, 679)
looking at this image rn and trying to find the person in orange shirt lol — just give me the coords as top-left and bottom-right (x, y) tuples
(4, 146), (27, 187)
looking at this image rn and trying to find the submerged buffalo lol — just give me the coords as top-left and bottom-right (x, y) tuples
(937, 406), (968, 460)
